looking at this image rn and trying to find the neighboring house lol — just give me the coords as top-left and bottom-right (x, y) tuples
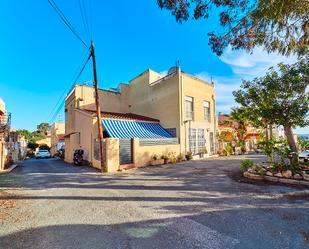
(8, 131), (27, 161)
(272, 126), (285, 140)
(0, 98), (10, 142)
(218, 112), (261, 153)
(0, 98), (25, 170)
(65, 67), (216, 171)
(50, 122), (65, 156)
(36, 131), (51, 148)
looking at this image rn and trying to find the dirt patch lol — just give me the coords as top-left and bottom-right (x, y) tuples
(0, 191), (18, 222)
(226, 169), (270, 186)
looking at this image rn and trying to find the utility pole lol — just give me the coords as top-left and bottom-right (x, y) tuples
(91, 41), (106, 173)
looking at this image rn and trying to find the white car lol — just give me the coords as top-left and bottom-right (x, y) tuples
(299, 150), (309, 162)
(36, 150), (51, 159)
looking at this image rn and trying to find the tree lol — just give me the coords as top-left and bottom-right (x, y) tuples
(37, 123), (51, 137)
(16, 129), (44, 143)
(157, 0), (309, 56)
(233, 56), (309, 164)
(39, 144), (50, 151)
(27, 142), (38, 150)
(16, 129), (32, 140)
(231, 108), (248, 152)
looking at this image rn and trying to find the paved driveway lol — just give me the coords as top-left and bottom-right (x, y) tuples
(0, 155), (308, 249)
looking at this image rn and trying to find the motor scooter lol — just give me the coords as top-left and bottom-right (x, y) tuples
(73, 149), (84, 166)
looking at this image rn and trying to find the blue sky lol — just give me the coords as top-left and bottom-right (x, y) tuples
(0, 0), (307, 134)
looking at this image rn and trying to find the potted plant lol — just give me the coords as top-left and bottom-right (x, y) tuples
(168, 152), (177, 164)
(199, 147), (208, 158)
(161, 154), (169, 164)
(177, 153), (184, 162)
(150, 154), (164, 166)
(185, 151), (193, 161)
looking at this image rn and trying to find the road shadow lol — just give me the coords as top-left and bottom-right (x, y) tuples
(0, 210), (308, 249)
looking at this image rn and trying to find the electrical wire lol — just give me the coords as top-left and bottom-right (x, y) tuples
(48, 0), (88, 48)
(79, 0), (91, 41)
(49, 49), (91, 123)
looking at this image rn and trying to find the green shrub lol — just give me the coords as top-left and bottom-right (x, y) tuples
(225, 144), (233, 156)
(177, 153), (184, 161)
(39, 144), (50, 151)
(185, 151), (193, 160)
(151, 154), (159, 160)
(27, 142), (38, 150)
(240, 159), (254, 171)
(255, 165), (266, 176)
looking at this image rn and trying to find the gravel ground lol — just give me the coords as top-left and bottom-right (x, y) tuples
(0, 155), (308, 249)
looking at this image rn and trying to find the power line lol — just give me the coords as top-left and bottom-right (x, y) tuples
(49, 50), (91, 123)
(50, 52), (91, 123)
(78, 0), (91, 41)
(48, 48), (90, 120)
(48, 0), (88, 48)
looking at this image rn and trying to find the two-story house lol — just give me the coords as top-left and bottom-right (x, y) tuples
(64, 67), (216, 171)
(50, 122), (65, 156)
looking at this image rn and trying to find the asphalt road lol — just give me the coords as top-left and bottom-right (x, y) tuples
(0, 155), (308, 249)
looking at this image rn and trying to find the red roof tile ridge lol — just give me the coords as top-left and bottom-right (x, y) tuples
(79, 108), (160, 122)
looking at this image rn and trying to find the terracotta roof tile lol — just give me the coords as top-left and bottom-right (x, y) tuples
(80, 109), (160, 122)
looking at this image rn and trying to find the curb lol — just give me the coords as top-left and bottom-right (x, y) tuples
(243, 172), (309, 187)
(0, 164), (18, 174)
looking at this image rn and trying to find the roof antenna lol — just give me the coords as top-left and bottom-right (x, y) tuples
(176, 59), (180, 68)
(210, 76), (214, 85)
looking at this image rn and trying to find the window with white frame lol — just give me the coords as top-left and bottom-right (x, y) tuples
(203, 101), (211, 122)
(185, 96), (194, 120)
(189, 128), (205, 154)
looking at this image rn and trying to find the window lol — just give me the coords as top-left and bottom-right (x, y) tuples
(185, 96), (194, 120)
(203, 101), (211, 122)
(189, 128), (205, 154)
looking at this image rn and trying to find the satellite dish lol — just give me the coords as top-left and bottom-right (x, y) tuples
(167, 66), (178, 75)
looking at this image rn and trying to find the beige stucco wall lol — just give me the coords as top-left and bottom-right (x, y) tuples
(64, 109), (94, 163)
(68, 84), (130, 114)
(133, 138), (181, 167)
(64, 67), (217, 170)
(50, 122), (65, 156)
(128, 70), (181, 135)
(179, 73), (216, 155)
(105, 138), (119, 172)
(36, 137), (51, 147)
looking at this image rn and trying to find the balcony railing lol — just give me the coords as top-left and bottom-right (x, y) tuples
(0, 112), (11, 132)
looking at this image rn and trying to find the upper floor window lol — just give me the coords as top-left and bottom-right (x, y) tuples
(203, 101), (211, 122)
(185, 96), (194, 121)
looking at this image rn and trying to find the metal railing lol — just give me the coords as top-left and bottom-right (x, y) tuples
(140, 138), (179, 146)
(0, 112), (11, 132)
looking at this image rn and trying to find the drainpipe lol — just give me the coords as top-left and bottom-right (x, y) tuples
(178, 66), (184, 152)
(212, 93), (216, 154)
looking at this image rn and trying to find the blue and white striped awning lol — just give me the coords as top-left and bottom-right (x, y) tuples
(102, 119), (173, 139)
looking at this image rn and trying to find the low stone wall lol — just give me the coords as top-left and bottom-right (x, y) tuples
(243, 171), (309, 186)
